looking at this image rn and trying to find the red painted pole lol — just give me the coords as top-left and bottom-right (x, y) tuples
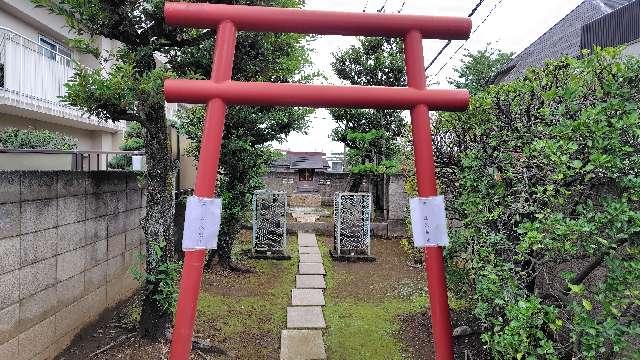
(164, 80), (469, 111)
(404, 30), (454, 359)
(165, 3), (471, 39)
(169, 20), (237, 360)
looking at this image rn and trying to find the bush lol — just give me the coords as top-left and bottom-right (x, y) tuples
(434, 48), (640, 359)
(108, 154), (132, 170)
(107, 122), (143, 170)
(0, 127), (77, 150)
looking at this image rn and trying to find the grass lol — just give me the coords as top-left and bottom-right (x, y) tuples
(320, 240), (428, 360)
(324, 297), (426, 359)
(194, 234), (298, 358)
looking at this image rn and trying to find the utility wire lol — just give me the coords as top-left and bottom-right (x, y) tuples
(424, 0), (487, 71)
(432, 0), (505, 79)
(397, 0), (406, 13)
(377, 0), (389, 13)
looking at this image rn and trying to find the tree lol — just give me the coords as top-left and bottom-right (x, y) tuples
(31, 0), (211, 338)
(174, 0), (313, 270)
(434, 48), (640, 358)
(448, 45), (513, 95)
(330, 37), (407, 219)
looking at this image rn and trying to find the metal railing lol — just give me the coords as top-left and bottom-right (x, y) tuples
(0, 148), (146, 171)
(0, 27), (124, 131)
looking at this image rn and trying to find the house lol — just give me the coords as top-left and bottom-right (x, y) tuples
(494, 0), (638, 82)
(0, 0), (125, 165)
(581, 0), (640, 56)
(271, 151), (330, 192)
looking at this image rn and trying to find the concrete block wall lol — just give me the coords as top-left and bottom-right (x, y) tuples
(0, 171), (146, 359)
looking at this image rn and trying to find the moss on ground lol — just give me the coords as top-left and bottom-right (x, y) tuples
(319, 240), (428, 360)
(195, 235), (298, 358)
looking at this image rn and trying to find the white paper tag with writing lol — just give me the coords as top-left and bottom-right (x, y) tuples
(409, 196), (449, 248)
(182, 196), (222, 251)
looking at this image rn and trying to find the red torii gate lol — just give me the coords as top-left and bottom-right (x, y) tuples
(164, 3), (471, 359)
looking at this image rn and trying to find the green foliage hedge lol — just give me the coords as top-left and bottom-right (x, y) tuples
(434, 48), (639, 359)
(0, 127), (77, 150)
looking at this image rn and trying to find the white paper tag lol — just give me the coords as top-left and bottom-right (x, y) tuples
(182, 196), (222, 251)
(409, 196), (449, 248)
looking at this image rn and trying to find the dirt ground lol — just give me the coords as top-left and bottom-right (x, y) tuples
(321, 236), (425, 301)
(399, 309), (490, 360)
(56, 232), (295, 360)
(56, 234), (482, 359)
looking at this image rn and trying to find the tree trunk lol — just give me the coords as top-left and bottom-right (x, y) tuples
(216, 207), (252, 272)
(138, 113), (176, 339)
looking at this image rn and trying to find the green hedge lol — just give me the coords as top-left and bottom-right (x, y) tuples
(0, 127), (77, 150)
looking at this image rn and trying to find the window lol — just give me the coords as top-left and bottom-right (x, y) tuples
(38, 35), (72, 65)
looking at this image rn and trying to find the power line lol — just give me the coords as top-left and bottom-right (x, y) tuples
(432, 0), (505, 79)
(425, 0), (488, 70)
(362, 0), (369, 12)
(397, 0), (406, 13)
(377, 0), (389, 13)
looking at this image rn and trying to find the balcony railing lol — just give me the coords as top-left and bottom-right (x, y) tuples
(0, 27), (124, 131)
(0, 148), (146, 171)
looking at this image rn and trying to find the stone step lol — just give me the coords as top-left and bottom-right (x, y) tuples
(287, 306), (326, 329)
(299, 263), (325, 275)
(296, 275), (326, 289)
(292, 289), (325, 306)
(300, 253), (323, 263)
(280, 330), (326, 360)
(298, 232), (318, 247)
(299, 246), (321, 255)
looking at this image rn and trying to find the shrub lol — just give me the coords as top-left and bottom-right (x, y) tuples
(434, 48), (640, 359)
(0, 127), (77, 150)
(107, 122), (143, 170)
(108, 154), (132, 170)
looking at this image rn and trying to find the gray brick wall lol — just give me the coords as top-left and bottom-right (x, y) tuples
(0, 171), (146, 359)
(263, 171), (369, 201)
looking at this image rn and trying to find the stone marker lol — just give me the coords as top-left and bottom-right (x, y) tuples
(287, 306), (326, 329)
(299, 246), (321, 255)
(292, 289), (325, 306)
(280, 330), (326, 360)
(296, 275), (326, 289)
(299, 263), (325, 275)
(299, 253), (323, 263)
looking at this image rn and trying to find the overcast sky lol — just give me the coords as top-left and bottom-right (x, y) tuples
(277, 0), (583, 154)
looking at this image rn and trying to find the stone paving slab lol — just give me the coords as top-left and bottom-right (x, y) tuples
(292, 289), (325, 306)
(299, 246), (320, 255)
(280, 330), (326, 360)
(296, 275), (326, 289)
(299, 263), (325, 275)
(298, 233), (318, 247)
(300, 253), (323, 263)
(287, 306), (326, 329)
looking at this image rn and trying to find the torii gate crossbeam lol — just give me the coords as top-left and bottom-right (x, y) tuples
(164, 4), (471, 359)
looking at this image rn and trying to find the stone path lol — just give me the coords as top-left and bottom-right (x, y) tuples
(280, 232), (327, 360)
